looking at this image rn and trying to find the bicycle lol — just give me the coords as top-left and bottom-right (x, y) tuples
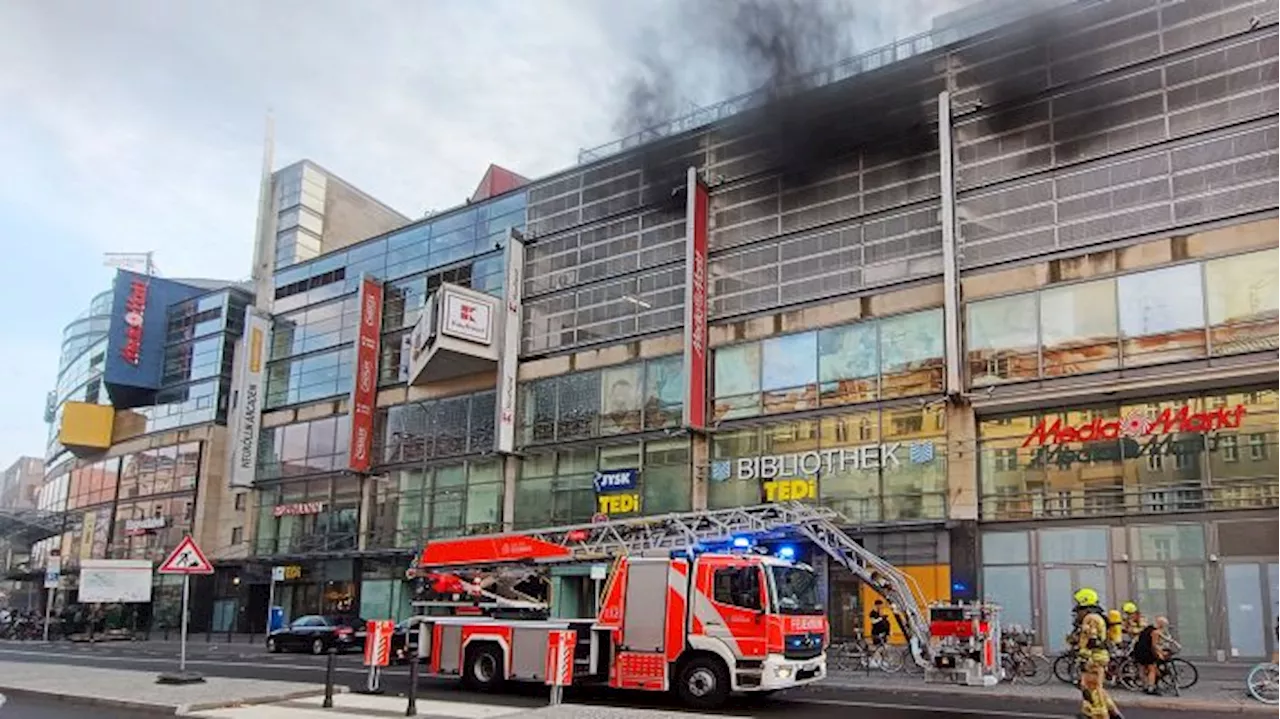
(828, 636), (907, 674)
(1001, 628), (1052, 685)
(1246, 662), (1278, 704)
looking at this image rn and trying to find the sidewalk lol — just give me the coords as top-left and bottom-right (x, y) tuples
(822, 666), (1274, 715)
(185, 693), (743, 719)
(0, 659), (339, 715)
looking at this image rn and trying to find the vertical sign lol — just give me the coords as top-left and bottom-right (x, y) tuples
(494, 229), (525, 454)
(228, 309), (271, 487)
(349, 276), (384, 473)
(682, 167), (710, 431)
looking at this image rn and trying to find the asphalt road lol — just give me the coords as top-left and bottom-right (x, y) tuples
(0, 641), (1253, 719)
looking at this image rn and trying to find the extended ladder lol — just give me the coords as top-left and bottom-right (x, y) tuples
(411, 502), (932, 659)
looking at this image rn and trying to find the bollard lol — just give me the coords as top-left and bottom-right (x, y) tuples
(164, 626), (170, 641)
(226, 623), (233, 643)
(206, 626), (212, 643)
(323, 648), (337, 708)
(405, 655), (419, 716)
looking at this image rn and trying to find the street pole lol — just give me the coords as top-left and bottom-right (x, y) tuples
(42, 588), (54, 642)
(266, 576), (276, 634)
(179, 574), (190, 674)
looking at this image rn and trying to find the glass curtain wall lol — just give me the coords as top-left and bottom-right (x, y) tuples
(518, 356), (683, 446)
(966, 248), (1278, 386)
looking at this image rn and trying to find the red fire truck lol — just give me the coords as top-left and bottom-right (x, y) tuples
(400, 502), (938, 708)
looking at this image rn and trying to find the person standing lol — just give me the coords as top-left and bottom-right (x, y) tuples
(1132, 616), (1169, 695)
(869, 599), (892, 647)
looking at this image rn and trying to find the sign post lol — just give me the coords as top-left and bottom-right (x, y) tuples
(268, 565), (284, 633)
(156, 536), (214, 684)
(42, 554), (60, 642)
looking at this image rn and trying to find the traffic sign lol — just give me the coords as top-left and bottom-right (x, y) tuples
(43, 557), (61, 589)
(158, 536), (214, 575)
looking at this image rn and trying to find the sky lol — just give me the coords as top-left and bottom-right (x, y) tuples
(0, 0), (963, 471)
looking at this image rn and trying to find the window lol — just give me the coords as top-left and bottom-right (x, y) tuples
(712, 566), (762, 610)
(818, 322), (878, 406)
(1204, 249), (1279, 356)
(1039, 278), (1119, 376)
(1221, 435), (1239, 462)
(761, 332), (819, 414)
(994, 448), (1018, 472)
(234, 493), (247, 511)
(1248, 433), (1267, 461)
(878, 309), (945, 398)
(714, 343), (762, 420)
(966, 294), (1039, 386)
(230, 527), (243, 546)
(600, 364), (643, 435)
(1117, 264), (1206, 365)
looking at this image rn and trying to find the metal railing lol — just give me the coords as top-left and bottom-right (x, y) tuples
(981, 477), (1278, 522)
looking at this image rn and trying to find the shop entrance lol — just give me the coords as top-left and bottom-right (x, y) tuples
(1133, 564), (1210, 656)
(1222, 561), (1279, 660)
(1043, 565), (1108, 652)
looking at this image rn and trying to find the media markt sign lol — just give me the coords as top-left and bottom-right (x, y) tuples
(1021, 403), (1248, 468)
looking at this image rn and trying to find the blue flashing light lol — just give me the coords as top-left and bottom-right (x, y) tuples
(952, 581), (969, 593)
(776, 545), (797, 561)
(731, 537), (752, 550)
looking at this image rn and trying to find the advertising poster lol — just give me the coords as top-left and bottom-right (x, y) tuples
(348, 276), (384, 473)
(682, 168), (710, 431)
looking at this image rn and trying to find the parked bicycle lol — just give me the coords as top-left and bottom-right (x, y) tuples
(828, 636), (911, 674)
(1246, 662), (1278, 704)
(1000, 627), (1052, 685)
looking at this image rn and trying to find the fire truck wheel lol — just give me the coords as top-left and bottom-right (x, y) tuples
(463, 643), (505, 691)
(677, 655), (730, 709)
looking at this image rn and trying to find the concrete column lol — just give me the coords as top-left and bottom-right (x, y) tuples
(946, 401), (979, 521)
(690, 432), (709, 511)
(356, 475), (373, 552)
(502, 454), (520, 530)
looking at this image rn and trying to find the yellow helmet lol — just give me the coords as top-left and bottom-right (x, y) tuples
(1122, 601), (1138, 614)
(1107, 609), (1122, 623)
(1073, 587), (1099, 606)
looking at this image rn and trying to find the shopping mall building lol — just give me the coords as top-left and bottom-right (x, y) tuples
(30, 0), (1276, 660)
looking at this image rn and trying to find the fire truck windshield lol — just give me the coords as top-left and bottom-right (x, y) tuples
(769, 565), (822, 615)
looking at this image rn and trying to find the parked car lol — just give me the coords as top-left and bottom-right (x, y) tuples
(266, 615), (367, 655)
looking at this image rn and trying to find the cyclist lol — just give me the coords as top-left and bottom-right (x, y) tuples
(1132, 615), (1169, 695)
(869, 599), (892, 651)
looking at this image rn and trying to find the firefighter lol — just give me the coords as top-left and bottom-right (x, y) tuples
(1068, 587), (1106, 646)
(1079, 658), (1124, 719)
(1106, 608), (1124, 648)
(1121, 602), (1143, 644)
(1077, 611), (1110, 671)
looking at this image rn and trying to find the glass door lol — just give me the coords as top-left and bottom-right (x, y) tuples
(1043, 566), (1108, 652)
(1224, 563), (1279, 660)
(1133, 565), (1209, 656)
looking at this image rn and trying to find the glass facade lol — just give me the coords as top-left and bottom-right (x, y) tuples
(518, 356), (683, 446)
(254, 476), (361, 555)
(710, 406), (946, 523)
(514, 438), (692, 528)
(377, 390), (496, 464)
(966, 249), (1278, 386)
(256, 414), (352, 481)
(979, 388), (1279, 521)
(713, 308), (944, 421)
(367, 459), (505, 547)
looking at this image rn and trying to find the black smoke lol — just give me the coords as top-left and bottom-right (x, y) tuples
(614, 0), (1132, 200)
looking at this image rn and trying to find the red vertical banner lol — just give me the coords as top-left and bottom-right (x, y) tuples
(349, 276), (383, 472)
(682, 167), (710, 432)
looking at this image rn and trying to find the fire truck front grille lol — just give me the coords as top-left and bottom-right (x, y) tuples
(784, 633), (824, 660)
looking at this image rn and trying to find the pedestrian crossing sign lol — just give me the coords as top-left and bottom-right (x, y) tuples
(158, 536), (214, 575)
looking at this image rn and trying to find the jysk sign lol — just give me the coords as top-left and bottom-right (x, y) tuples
(348, 277), (383, 473)
(593, 469), (640, 516)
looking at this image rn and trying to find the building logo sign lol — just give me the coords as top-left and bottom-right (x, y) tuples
(593, 468), (640, 516)
(682, 168), (710, 432)
(124, 516), (167, 536)
(348, 277), (384, 473)
(1022, 404), (1248, 447)
(272, 502), (325, 518)
(120, 278), (149, 365)
(229, 311), (271, 487)
(495, 231), (525, 455)
(441, 289), (494, 345)
(1021, 404), (1249, 469)
(721, 441), (935, 483)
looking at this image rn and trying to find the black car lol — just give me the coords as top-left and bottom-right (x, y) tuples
(266, 615), (367, 655)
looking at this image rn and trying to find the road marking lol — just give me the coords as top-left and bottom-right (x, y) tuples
(797, 697), (1066, 718)
(0, 647), (404, 677)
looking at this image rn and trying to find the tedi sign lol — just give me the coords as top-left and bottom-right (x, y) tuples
(1022, 405), (1248, 447)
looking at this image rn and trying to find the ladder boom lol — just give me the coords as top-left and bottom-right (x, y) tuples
(410, 502), (932, 659)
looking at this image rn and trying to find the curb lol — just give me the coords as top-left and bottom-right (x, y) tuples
(817, 678), (1276, 715)
(176, 686), (351, 715)
(0, 686), (176, 715)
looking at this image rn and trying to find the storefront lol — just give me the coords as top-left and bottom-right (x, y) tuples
(977, 387), (1279, 658)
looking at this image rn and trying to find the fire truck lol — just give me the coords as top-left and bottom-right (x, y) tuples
(403, 502), (936, 708)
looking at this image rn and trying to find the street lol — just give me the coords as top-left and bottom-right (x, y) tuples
(0, 641), (1262, 719)
(0, 692), (168, 718)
